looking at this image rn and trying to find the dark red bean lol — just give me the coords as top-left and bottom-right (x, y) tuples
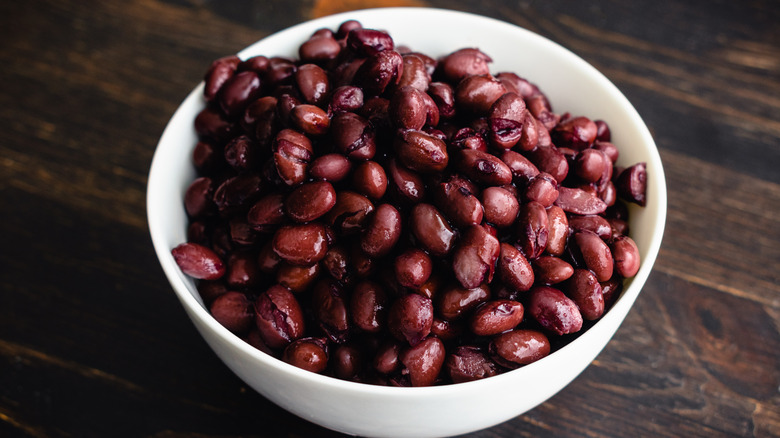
(247, 193), (287, 233)
(551, 116), (597, 151)
(523, 172), (559, 207)
(184, 177), (215, 219)
(330, 111), (376, 160)
(295, 64), (330, 106)
(347, 28), (394, 56)
(276, 262), (320, 294)
(532, 255), (574, 285)
(272, 223), (329, 266)
(445, 346), (498, 383)
(312, 279), (350, 343)
(284, 181), (337, 223)
(291, 104), (330, 136)
(299, 34), (341, 64)
(469, 300), (524, 336)
(499, 149), (539, 181)
(212, 173), (264, 215)
(323, 191), (374, 235)
(616, 162), (647, 206)
(437, 284), (490, 321)
(456, 148), (513, 186)
(254, 284), (306, 349)
(238, 55), (270, 75)
(350, 281), (388, 333)
(194, 107), (235, 143)
(329, 85), (364, 113)
(480, 186), (519, 228)
(209, 291), (254, 334)
(439, 48), (492, 84)
(353, 49), (404, 97)
(197, 280), (228, 304)
(575, 148), (610, 183)
(395, 248), (433, 289)
(332, 344), (363, 380)
(399, 337), (445, 387)
(256, 241), (281, 274)
(374, 341), (402, 375)
(555, 186), (608, 215)
(396, 54), (431, 91)
(387, 158), (426, 204)
(360, 203), (402, 258)
(352, 160), (388, 200)
(489, 329), (550, 368)
(224, 135), (259, 173)
(452, 225), (500, 289)
(574, 230), (614, 282)
(410, 203), (457, 257)
(594, 120), (611, 142)
(394, 129), (449, 174)
(428, 81), (456, 120)
(273, 129), (313, 186)
(283, 337), (329, 373)
(172, 242), (226, 280)
(192, 140), (224, 175)
(527, 285), (583, 336)
(389, 86), (427, 130)
(322, 245), (352, 284)
(309, 153), (352, 182)
(225, 251), (261, 288)
(388, 293), (434, 346)
(219, 71), (263, 118)
(565, 269), (605, 320)
(430, 317), (463, 342)
(516, 201), (549, 260)
(611, 235), (641, 278)
(433, 178), (484, 229)
(203, 55), (240, 102)
(600, 274), (624, 309)
(525, 145), (569, 183)
(594, 140), (619, 163)
(497, 242), (535, 292)
(568, 214), (612, 240)
(455, 74), (507, 115)
(495, 72), (538, 99)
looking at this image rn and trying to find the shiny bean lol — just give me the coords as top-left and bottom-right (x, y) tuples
(611, 235), (641, 278)
(219, 70), (263, 118)
(455, 74), (507, 115)
(309, 153), (352, 182)
(264, 57), (297, 88)
(247, 193), (287, 232)
(322, 245), (352, 283)
(439, 48), (492, 84)
(532, 255), (574, 285)
(291, 104), (330, 135)
(445, 346), (498, 383)
(499, 149), (540, 182)
(388, 293), (434, 346)
(433, 179), (484, 228)
(374, 341), (402, 375)
(565, 269), (605, 320)
(332, 344), (363, 380)
(347, 28), (394, 56)
(330, 111), (376, 160)
(574, 230), (614, 282)
(400, 337), (445, 387)
(389, 86), (427, 130)
(350, 281), (388, 333)
(312, 279), (350, 343)
(203, 55), (240, 102)
(360, 203), (402, 258)
(329, 85), (364, 113)
(224, 134), (259, 173)
(273, 129), (313, 186)
(527, 285), (583, 335)
(437, 283), (490, 320)
(594, 140), (619, 163)
(568, 214), (612, 240)
(410, 203), (457, 257)
(352, 160), (388, 200)
(284, 181), (336, 223)
(272, 223), (329, 266)
(469, 300), (524, 336)
(489, 329), (551, 368)
(555, 186), (608, 215)
(210, 291), (254, 334)
(353, 49), (404, 97)
(497, 242), (535, 292)
(394, 128), (449, 174)
(517, 110), (540, 151)
(430, 317), (463, 342)
(295, 63), (330, 106)
(255, 284), (305, 349)
(276, 262), (320, 293)
(282, 337), (329, 373)
(495, 72), (538, 98)
(299, 34), (341, 64)
(323, 191), (374, 235)
(523, 172), (559, 207)
(488, 92), (526, 149)
(525, 144), (569, 183)
(616, 162), (648, 206)
(480, 186), (519, 228)
(184, 177), (215, 219)
(595, 120), (611, 142)
(600, 274), (624, 308)
(394, 248), (433, 289)
(396, 53), (431, 91)
(552, 116), (597, 151)
(225, 251), (261, 288)
(575, 148), (611, 183)
(456, 148), (513, 186)
(387, 158), (426, 203)
(526, 94), (558, 131)
(515, 201), (549, 260)
(172, 242), (226, 280)
(212, 173), (264, 214)
(428, 81), (456, 120)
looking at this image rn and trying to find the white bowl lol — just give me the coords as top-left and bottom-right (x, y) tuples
(147, 7), (666, 438)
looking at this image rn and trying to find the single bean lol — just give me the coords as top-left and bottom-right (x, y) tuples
(499, 149), (539, 182)
(575, 148), (610, 184)
(568, 214), (611, 240)
(410, 203), (457, 257)
(515, 201), (549, 260)
(192, 140), (225, 175)
(394, 128), (449, 174)
(353, 49), (404, 97)
(599, 180), (617, 207)
(329, 85), (364, 113)
(497, 242), (535, 292)
(456, 148), (513, 186)
(276, 262), (320, 293)
(489, 329), (551, 368)
(224, 134), (259, 173)
(428, 81), (456, 120)
(595, 120), (611, 142)
(565, 269), (605, 320)
(445, 345), (498, 383)
(525, 144), (569, 183)
(282, 337), (329, 373)
(322, 245), (352, 284)
(455, 74), (508, 115)
(184, 177), (216, 219)
(256, 241), (281, 274)
(394, 248), (433, 289)
(616, 162), (648, 206)
(203, 55), (240, 102)
(254, 284), (306, 349)
(555, 186), (608, 215)
(172, 242), (226, 280)
(209, 291), (254, 334)
(272, 223), (329, 266)
(229, 217), (258, 246)
(323, 191), (374, 235)
(284, 181), (337, 223)
(374, 341), (402, 375)
(347, 28), (394, 56)
(495, 72), (538, 99)
(197, 280), (228, 304)
(272, 129), (313, 186)
(299, 34), (341, 64)
(600, 274), (624, 309)
(551, 116), (598, 151)
(390, 86), (427, 130)
(400, 337), (445, 387)
(360, 203), (402, 258)
(594, 140), (619, 163)
(388, 293), (434, 346)
(291, 104), (330, 136)
(439, 48), (492, 84)
(436, 283), (490, 321)
(309, 153), (352, 182)
(312, 279), (350, 343)
(263, 57), (297, 88)
(453, 224), (501, 289)
(225, 251), (262, 288)
(352, 160), (388, 200)
(350, 281), (388, 333)
(219, 70), (263, 118)
(523, 172), (559, 207)
(532, 255), (574, 285)
(332, 344), (363, 381)
(330, 111), (376, 160)
(574, 230), (614, 282)
(527, 285), (583, 335)
(295, 64), (330, 106)
(247, 193), (287, 233)
(212, 173), (265, 215)
(480, 186), (519, 228)
(611, 235), (641, 278)
(396, 53), (431, 91)
(433, 179), (484, 229)
(386, 158), (426, 203)
(430, 317), (463, 342)
(469, 300), (524, 336)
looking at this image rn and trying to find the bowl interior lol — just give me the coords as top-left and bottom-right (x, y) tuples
(147, 7), (666, 437)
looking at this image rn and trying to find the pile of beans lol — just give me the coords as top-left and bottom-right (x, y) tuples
(171, 19), (648, 387)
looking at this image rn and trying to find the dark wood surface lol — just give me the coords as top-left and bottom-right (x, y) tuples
(1, 0), (778, 437)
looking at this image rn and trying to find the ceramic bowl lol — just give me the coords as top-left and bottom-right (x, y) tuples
(147, 7), (666, 437)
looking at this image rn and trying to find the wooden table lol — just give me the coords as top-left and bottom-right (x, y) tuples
(1, 1), (778, 437)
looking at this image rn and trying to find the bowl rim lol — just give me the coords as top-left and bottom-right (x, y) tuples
(147, 6), (667, 397)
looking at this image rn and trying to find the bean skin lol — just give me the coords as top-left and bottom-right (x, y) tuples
(312, 279), (351, 343)
(456, 148), (513, 186)
(437, 283), (490, 320)
(439, 48), (492, 84)
(387, 158), (426, 204)
(445, 346), (498, 383)
(532, 255), (574, 285)
(496, 242), (535, 292)
(469, 300), (524, 336)
(272, 223), (329, 266)
(568, 214), (612, 240)
(400, 337), (445, 387)
(388, 293), (434, 346)
(172, 242), (226, 280)
(551, 116), (598, 151)
(611, 235), (641, 278)
(565, 269), (605, 320)
(347, 28), (394, 56)
(203, 55), (240, 102)
(394, 248), (433, 289)
(209, 291), (254, 334)
(410, 203), (457, 257)
(350, 281), (388, 333)
(254, 284), (306, 349)
(455, 74), (508, 115)
(515, 201), (549, 260)
(276, 262), (320, 293)
(309, 153), (352, 182)
(544, 205), (568, 256)
(247, 193), (287, 233)
(452, 225), (501, 289)
(616, 162), (648, 206)
(284, 181), (336, 223)
(352, 160), (388, 201)
(394, 128), (449, 174)
(323, 191), (374, 235)
(433, 179), (484, 229)
(295, 63), (330, 106)
(574, 230), (614, 282)
(360, 203), (402, 258)
(283, 337), (329, 373)
(489, 329), (551, 368)
(527, 286), (583, 336)
(555, 186), (608, 215)
(481, 186), (519, 228)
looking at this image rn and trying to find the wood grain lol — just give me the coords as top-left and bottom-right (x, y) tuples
(0, 0), (778, 437)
